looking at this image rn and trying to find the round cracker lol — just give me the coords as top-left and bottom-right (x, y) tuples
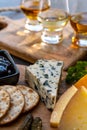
(17, 85), (39, 113)
(0, 89), (10, 118)
(0, 85), (25, 125)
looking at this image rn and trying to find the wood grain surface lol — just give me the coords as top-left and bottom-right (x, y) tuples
(0, 65), (68, 130)
(0, 16), (87, 70)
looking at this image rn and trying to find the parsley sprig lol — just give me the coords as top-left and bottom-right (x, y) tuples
(66, 61), (87, 84)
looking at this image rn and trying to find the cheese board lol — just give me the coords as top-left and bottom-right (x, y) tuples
(0, 64), (68, 130)
(0, 16), (87, 70)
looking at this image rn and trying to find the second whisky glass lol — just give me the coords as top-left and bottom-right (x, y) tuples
(20, 0), (51, 32)
(38, 9), (69, 44)
(38, 0), (69, 44)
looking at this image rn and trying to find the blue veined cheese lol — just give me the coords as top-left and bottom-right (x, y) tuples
(25, 59), (63, 109)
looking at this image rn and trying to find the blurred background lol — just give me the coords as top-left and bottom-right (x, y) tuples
(0, 0), (23, 19)
(0, 0), (86, 20)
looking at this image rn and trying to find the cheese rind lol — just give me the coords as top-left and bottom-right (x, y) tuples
(75, 74), (87, 88)
(59, 86), (87, 130)
(50, 85), (77, 127)
(25, 59), (63, 109)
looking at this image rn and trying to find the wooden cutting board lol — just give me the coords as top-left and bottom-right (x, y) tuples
(0, 65), (68, 130)
(0, 16), (87, 70)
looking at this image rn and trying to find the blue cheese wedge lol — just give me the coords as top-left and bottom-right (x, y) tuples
(25, 59), (63, 109)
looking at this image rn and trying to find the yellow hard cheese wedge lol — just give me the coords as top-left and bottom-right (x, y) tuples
(58, 86), (87, 130)
(75, 74), (87, 88)
(50, 86), (77, 127)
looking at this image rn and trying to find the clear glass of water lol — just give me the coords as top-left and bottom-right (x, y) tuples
(38, 0), (69, 44)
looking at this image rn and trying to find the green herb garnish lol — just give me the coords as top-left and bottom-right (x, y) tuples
(66, 61), (87, 84)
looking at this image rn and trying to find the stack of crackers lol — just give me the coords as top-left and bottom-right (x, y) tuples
(0, 85), (39, 125)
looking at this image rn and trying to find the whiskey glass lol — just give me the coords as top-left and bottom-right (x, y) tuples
(20, 0), (51, 32)
(68, 0), (87, 47)
(38, 0), (69, 44)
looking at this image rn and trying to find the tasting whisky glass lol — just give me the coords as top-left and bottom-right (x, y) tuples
(68, 0), (87, 47)
(20, 0), (51, 32)
(38, 0), (69, 44)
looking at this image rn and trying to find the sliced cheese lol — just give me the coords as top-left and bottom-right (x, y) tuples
(75, 74), (87, 88)
(50, 85), (77, 127)
(59, 86), (87, 130)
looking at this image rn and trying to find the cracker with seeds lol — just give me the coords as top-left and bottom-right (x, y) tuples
(17, 85), (39, 113)
(0, 89), (10, 119)
(0, 85), (25, 125)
